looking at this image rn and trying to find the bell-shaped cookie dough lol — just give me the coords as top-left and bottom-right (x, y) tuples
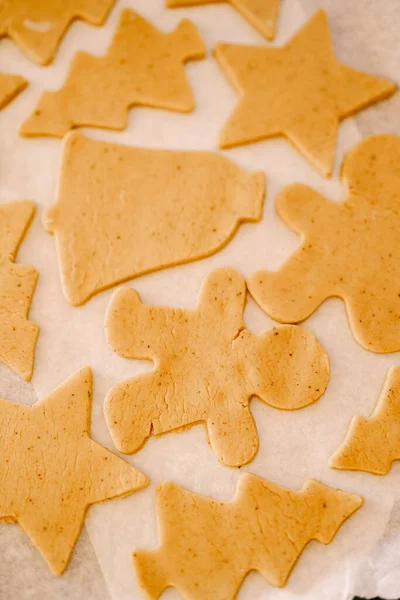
(20, 9), (206, 137)
(44, 133), (265, 306)
(134, 474), (362, 599)
(105, 268), (329, 467)
(214, 10), (395, 176)
(0, 0), (115, 65)
(248, 135), (400, 353)
(331, 367), (400, 475)
(0, 367), (148, 575)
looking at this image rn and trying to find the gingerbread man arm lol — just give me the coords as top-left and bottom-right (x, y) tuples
(275, 183), (335, 235)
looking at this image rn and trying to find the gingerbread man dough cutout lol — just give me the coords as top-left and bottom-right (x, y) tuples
(214, 10), (395, 176)
(134, 474), (363, 600)
(0, 73), (27, 110)
(105, 268), (329, 467)
(0, 367), (148, 575)
(248, 135), (400, 353)
(0, 0), (115, 65)
(330, 367), (400, 475)
(21, 9), (206, 137)
(166, 0), (280, 40)
(0, 201), (39, 381)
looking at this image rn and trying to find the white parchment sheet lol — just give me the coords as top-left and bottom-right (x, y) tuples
(1, 1), (400, 598)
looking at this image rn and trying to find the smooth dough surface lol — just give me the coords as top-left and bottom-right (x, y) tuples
(0, 73), (27, 109)
(330, 366), (400, 475)
(248, 135), (400, 353)
(0, 367), (148, 575)
(21, 9), (206, 137)
(0, 0), (115, 65)
(134, 474), (363, 599)
(214, 9), (395, 176)
(105, 268), (329, 467)
(44, 133), (265, 306)
(166, 0), (280, 40)
(0, 201), (39, 381)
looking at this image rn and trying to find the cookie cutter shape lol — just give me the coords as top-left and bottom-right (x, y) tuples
(166, 0), (280, 40)
(330, 367), (400, 475)
(0, 367), (148, 575)
(0, 0), (115, 65)
(248, 135), (400, 353)
(21, 9), (206, 137)
(43, 133), (265, 306)
(0, 201), (39, 381)
(214, 9), (395, 177)
(0, 73), (27, 109)
(133, 474), (362, 599)
(105, 268), (329, 467)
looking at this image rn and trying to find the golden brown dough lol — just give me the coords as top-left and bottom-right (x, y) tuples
(0, 73), (27, 109)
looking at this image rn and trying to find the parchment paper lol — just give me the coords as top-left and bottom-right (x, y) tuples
(0, 1), (400, 598)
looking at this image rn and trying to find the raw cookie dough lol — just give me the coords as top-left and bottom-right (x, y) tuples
(0, 367), (148, 575)
(248, 135), (400, 353)
(0, 73), (27, 109)
(105, 268), (329, 467)
(20, 9), (206, 137)
(134, 474), (363, 599)
(0, 0), (115, 65)
(44, 133), (265, 306)
(0, 201), (39, 381)
(166, 0), (280, 40)
(214, 9), (395, 176)
(330, 366), (400, 475)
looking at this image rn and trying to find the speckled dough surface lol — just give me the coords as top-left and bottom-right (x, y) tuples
(331, 367), (400, 475)
(166, 0), (280, 40)
(0, 73), (27, 109)
(133, 474), (363, 600)
(44, 133), (265, 306)
(105, 268), (329, 467)
(214, 9), (395, 176)
(0, 367), (148, 575)
(248, 135), (400, 353)
(0, 201), (39, 381)
(20, 9), (206, 137)
(0, 0), (115, 65)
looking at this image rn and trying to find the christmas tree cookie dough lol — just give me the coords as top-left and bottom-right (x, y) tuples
(166, 0), (280, 40)
(134, 474), (363, 599)
(214, 9), (395, 176)
(248, 135), (400, 353)
(0, 73), (27, 110)
(0, 367), (148, 575)
(330, 367), (400, 475)
(0, 201), (39, 381)
(105, 268), (329, 467)
(0, 0), (115, 65)
(21, 9), (206, 137)
(44, 133), (265, 306)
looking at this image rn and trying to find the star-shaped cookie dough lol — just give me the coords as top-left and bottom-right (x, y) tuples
(167, 0), (280, 40)
(134, 474), (362, 599)
(0, 73), (27, 110)
(0, 367), (148, 575)
(0, 0), (115, 65)
(214, 9), (396, 176)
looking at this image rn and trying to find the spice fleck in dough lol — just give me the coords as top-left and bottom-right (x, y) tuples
(44, 133), (265, 306)
(214, 9), (395, 177)
(248, 135), (400, 353)
(134, 474), (363, 600)
(20, 9), (206, 138)
(0, 73), (27, 110)
(0, 367), (148, 575)
(105, 268), (329, 467)
(0, 0), (115, 65)
(330, 367), (400, 475)
(166, 0), (280, 40)
(0, 201), (39, 381)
